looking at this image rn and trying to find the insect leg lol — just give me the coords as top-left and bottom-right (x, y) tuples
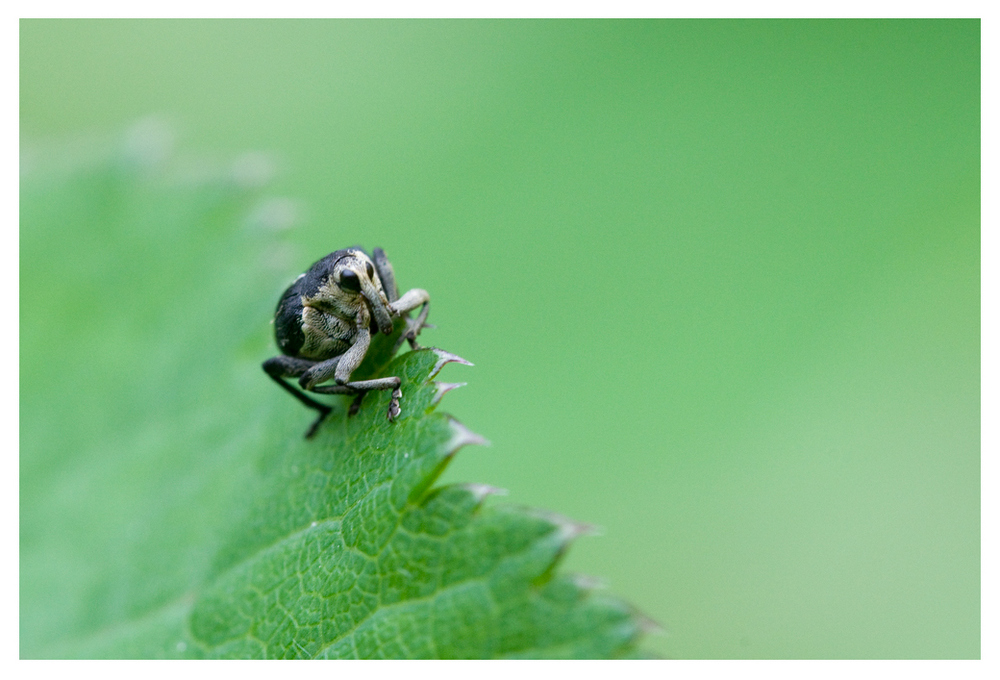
(337, 377), (401, 391)
(313, 376), (404, 421)
(390, 288), (430, 316)
(346, 377), (404, 421)
(372, 247), (399, 303)
(298, 355), (343, 391)
(390, 288), (430, 349)
(312, 377), (399, 393)
(333, 327), (370, 384)
(263, 356), (332, 438)
(312, 326), (403, 420)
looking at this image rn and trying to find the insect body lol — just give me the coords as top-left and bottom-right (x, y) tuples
(263, 247), (430, 438)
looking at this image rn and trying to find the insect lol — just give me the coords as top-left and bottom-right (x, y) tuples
(263, 246), (430, 438)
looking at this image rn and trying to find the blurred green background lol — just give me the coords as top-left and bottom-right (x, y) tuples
(20, 20), (979, 658)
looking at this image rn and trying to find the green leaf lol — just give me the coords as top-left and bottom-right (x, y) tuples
(20, 128), (648, 659)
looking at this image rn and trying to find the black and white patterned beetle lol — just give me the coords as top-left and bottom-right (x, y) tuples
(263, 247), (430, 438)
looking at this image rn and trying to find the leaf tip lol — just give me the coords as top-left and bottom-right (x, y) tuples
(429, 348), (474, 380)
(458, 483), (508, 503)
(444, 417), (490, 455)
(636, 613), (666, 636)
(527, 509), (600, 544)
(431, 381), (467, 406)
(569, 573), (607, 592)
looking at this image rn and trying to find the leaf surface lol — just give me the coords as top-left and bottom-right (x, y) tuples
(19, 130), (647, 659)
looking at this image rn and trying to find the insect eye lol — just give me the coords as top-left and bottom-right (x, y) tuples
(337, 269), (362, 293)
(366, 262), (375, 279)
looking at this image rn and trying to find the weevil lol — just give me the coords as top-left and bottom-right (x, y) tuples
(263, 247), (430, 438)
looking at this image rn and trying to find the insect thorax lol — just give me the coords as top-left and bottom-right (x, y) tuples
(297, 305), (357, 360)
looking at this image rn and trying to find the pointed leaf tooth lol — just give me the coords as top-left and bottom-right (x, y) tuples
(526, 509), (600, 544)
(458, 483), (508, 503)
(636, 614), (666, 636)
(569, 573), (607, 591)
(428, 348), (473, 380)
(431, 381), (467, 406)
(444, 417), (490, 456)
(556, 519), (599, 543)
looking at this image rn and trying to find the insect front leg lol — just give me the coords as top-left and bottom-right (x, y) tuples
(390, 288), (431, 349)
(371, 247), (398, 303)
(316, 324), (406, 421)
(263, 355), (333, 439)
(313, 376), (404, 420)
(298, 355), (343, 391)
